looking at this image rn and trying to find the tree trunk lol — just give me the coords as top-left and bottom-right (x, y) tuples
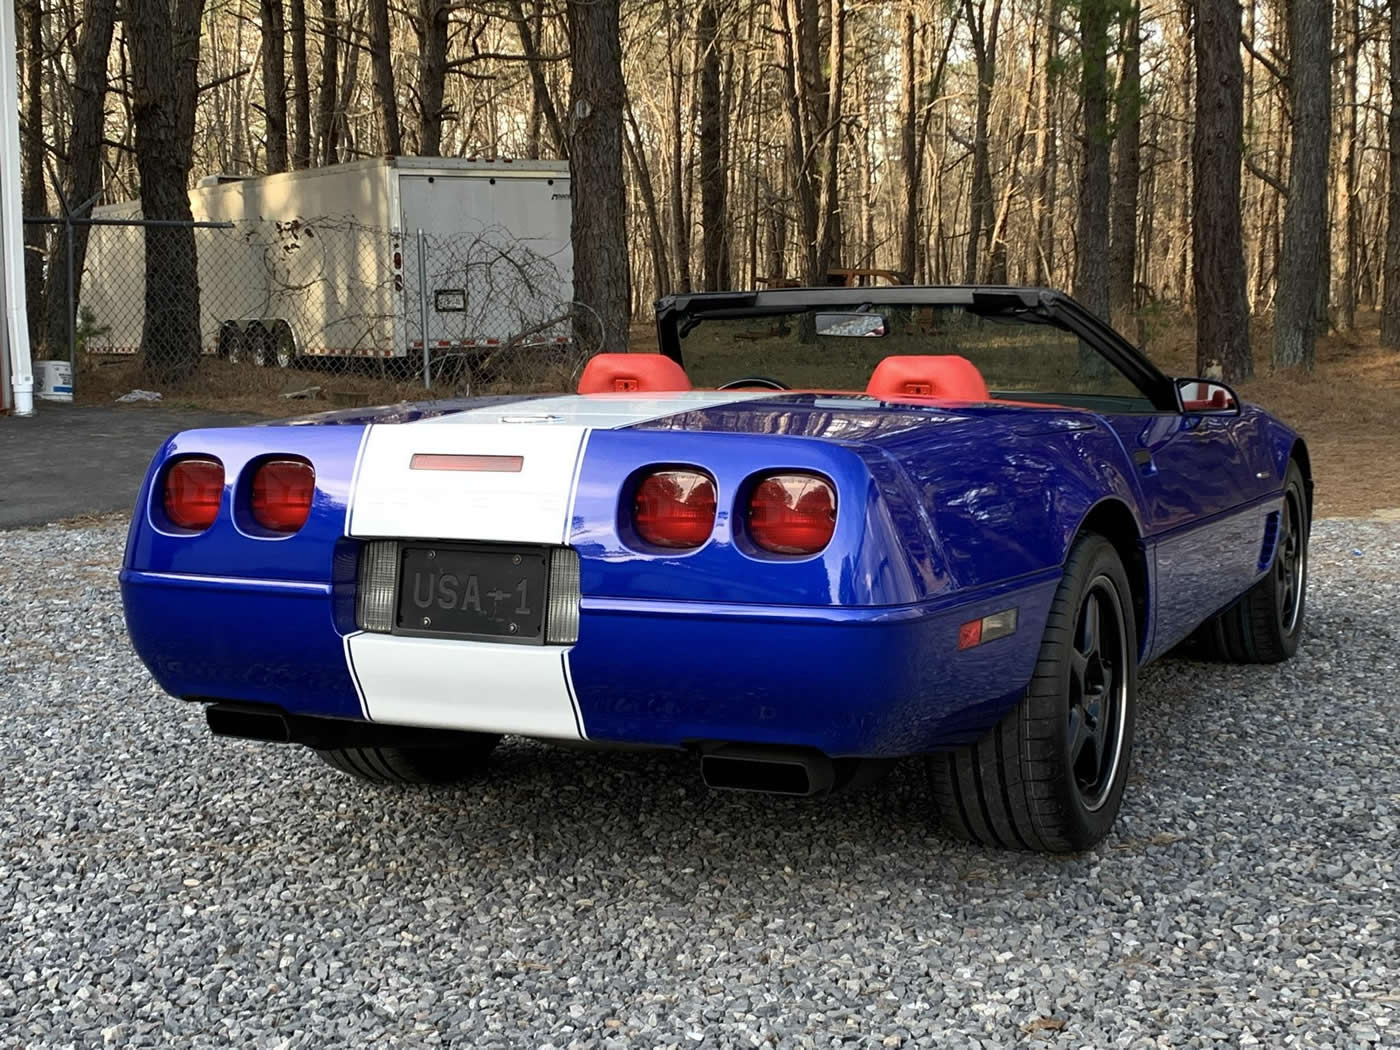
(1031, 0), (1057, 285)
(1193, 0), (1251, 380)
(127, 0), (208, 383)
(772, 0), (841, 285)
(1073, 0), (1110, 321)
(773, 0), (815, 282)
(416, 0), (450, 155)
(315, 0), (339, 163)
(509, 0), (567, 158)
(898, 5), (919, 284)
(21, 0), (46, 349)
(664, 0), (692, 292)
(814, 0), (845, 280)
(260, 0), (289, 171)
(1173, 0), (1192, 303)
(336, 14), (362, 156)
(289, 0), (311, 167)
(1273, 0), (1332, 370)
(1382, 0), (1400, 346)
(43, 0), (117, 357)
(963, 0), (1001, 284)
(368, 0), (401, 154)
(625, 101), (671, 297)
(697, 0), (728, 290)
(1110, 1), (1141, 335)
(565, 0), (629, 352)
(1333, 0), (1357, 328)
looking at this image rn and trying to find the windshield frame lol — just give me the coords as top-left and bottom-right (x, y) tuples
(654, 285), (1179, 412)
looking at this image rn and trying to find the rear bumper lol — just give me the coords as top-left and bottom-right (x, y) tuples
(121, 569), (1059, 757)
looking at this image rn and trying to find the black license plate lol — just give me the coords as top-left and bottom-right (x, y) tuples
(396, 544), (548, 643)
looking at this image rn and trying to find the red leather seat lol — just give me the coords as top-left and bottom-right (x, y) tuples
(578, 353), (692, 394)
(866, 355), (990, 403)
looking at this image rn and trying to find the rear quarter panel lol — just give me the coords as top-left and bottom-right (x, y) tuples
(121, 424), (368, 718)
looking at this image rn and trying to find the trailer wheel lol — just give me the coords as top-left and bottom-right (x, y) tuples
(220, 325), (250, 364)
(244, 324), (271, 368)
(269, 321), (298, 369)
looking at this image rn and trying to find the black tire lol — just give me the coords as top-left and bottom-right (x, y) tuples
(270, 322), (297, 369)
(222, 326), (249, 364)
(216, 324), (240, 361)
(246, 324), (271, 368)
(928, 533), (1138, 853)
(1194, 460), (1309, 664)
(316, 733), (500, 785)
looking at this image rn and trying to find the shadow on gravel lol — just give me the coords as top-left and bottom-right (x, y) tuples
(252, 735), (1099, 894)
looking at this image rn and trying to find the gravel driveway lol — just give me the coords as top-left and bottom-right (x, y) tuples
(1, 519), (1396, 1049)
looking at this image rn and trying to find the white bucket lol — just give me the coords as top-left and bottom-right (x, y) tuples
(35, 360), (73, 402)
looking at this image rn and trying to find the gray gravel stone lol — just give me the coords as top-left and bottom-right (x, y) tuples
(1, 518), (1397, 1048)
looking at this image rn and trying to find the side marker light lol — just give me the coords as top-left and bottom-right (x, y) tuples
(957, 608), (1018, 650)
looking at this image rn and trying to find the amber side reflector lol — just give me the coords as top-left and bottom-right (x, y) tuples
(163, 457), (224, 531)
(410, 453), (524, 473)
(958, 609), (1019, 650)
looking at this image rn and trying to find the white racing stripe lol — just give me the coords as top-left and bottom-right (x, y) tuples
(348, 633), (583, 739)
(349, 422), (588, 544)
(345, 391), (767, 738)
(348, 392), (769, 544)
(415, 390), (772, 429)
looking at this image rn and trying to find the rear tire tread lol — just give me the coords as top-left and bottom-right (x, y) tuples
(316, 735), (500, 786)
(928, 533), (1136, 853)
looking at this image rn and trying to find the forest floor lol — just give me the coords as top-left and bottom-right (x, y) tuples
(70, 312), (1399, 519)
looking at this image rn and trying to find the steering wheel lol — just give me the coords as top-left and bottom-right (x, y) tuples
(716, 376), (791, 391)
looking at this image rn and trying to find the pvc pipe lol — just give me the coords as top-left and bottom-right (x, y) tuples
(0, 0), (36, 416)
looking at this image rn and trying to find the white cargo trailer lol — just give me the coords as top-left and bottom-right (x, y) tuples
(81, 157), (573, 369)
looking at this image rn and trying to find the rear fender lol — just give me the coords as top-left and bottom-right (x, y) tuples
(572, 429), (948, 606)
(122, 424), (368, 584)
(882, 419), (1144, 588)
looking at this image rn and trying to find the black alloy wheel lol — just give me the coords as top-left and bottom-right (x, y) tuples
(1192, 458), (1310, 664)
(1275, 481), (1307, 636)
(1067, 577), (1131, 813)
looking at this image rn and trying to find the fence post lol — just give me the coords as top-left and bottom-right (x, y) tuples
(416, 228), (431, 389)
(65, 216), (76, 372)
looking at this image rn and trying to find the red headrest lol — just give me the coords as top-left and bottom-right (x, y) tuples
(578, 353), (692, 394)
(866, 355), (990, 403)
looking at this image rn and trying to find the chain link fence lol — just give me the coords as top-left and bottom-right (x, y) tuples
(23, 214), (598, 410)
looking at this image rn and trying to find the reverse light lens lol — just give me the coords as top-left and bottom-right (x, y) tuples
(163, 457), (224, 530)
(251, 458), (315, 533)
(546, 547), (581, 644)
(357, 540), (399, 632)
(633, 469), (717, 549)
(747, 473), (837, 555)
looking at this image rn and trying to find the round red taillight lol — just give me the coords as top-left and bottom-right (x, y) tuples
(747, 474), (837, 555)
(632, 469), (717, 549)
(251, 458), (316, 533)
(163, 457), (224, 531)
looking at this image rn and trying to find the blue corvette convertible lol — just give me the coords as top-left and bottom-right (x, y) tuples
(121, 287), (1311, 852)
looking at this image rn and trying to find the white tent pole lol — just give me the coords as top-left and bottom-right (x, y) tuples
(1, 0), (35, 416)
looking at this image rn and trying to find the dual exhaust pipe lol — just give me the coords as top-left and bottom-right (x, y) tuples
(701, 745), (842, 797)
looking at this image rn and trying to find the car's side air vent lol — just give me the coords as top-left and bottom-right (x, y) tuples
(1257, 511), (1281, 572)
